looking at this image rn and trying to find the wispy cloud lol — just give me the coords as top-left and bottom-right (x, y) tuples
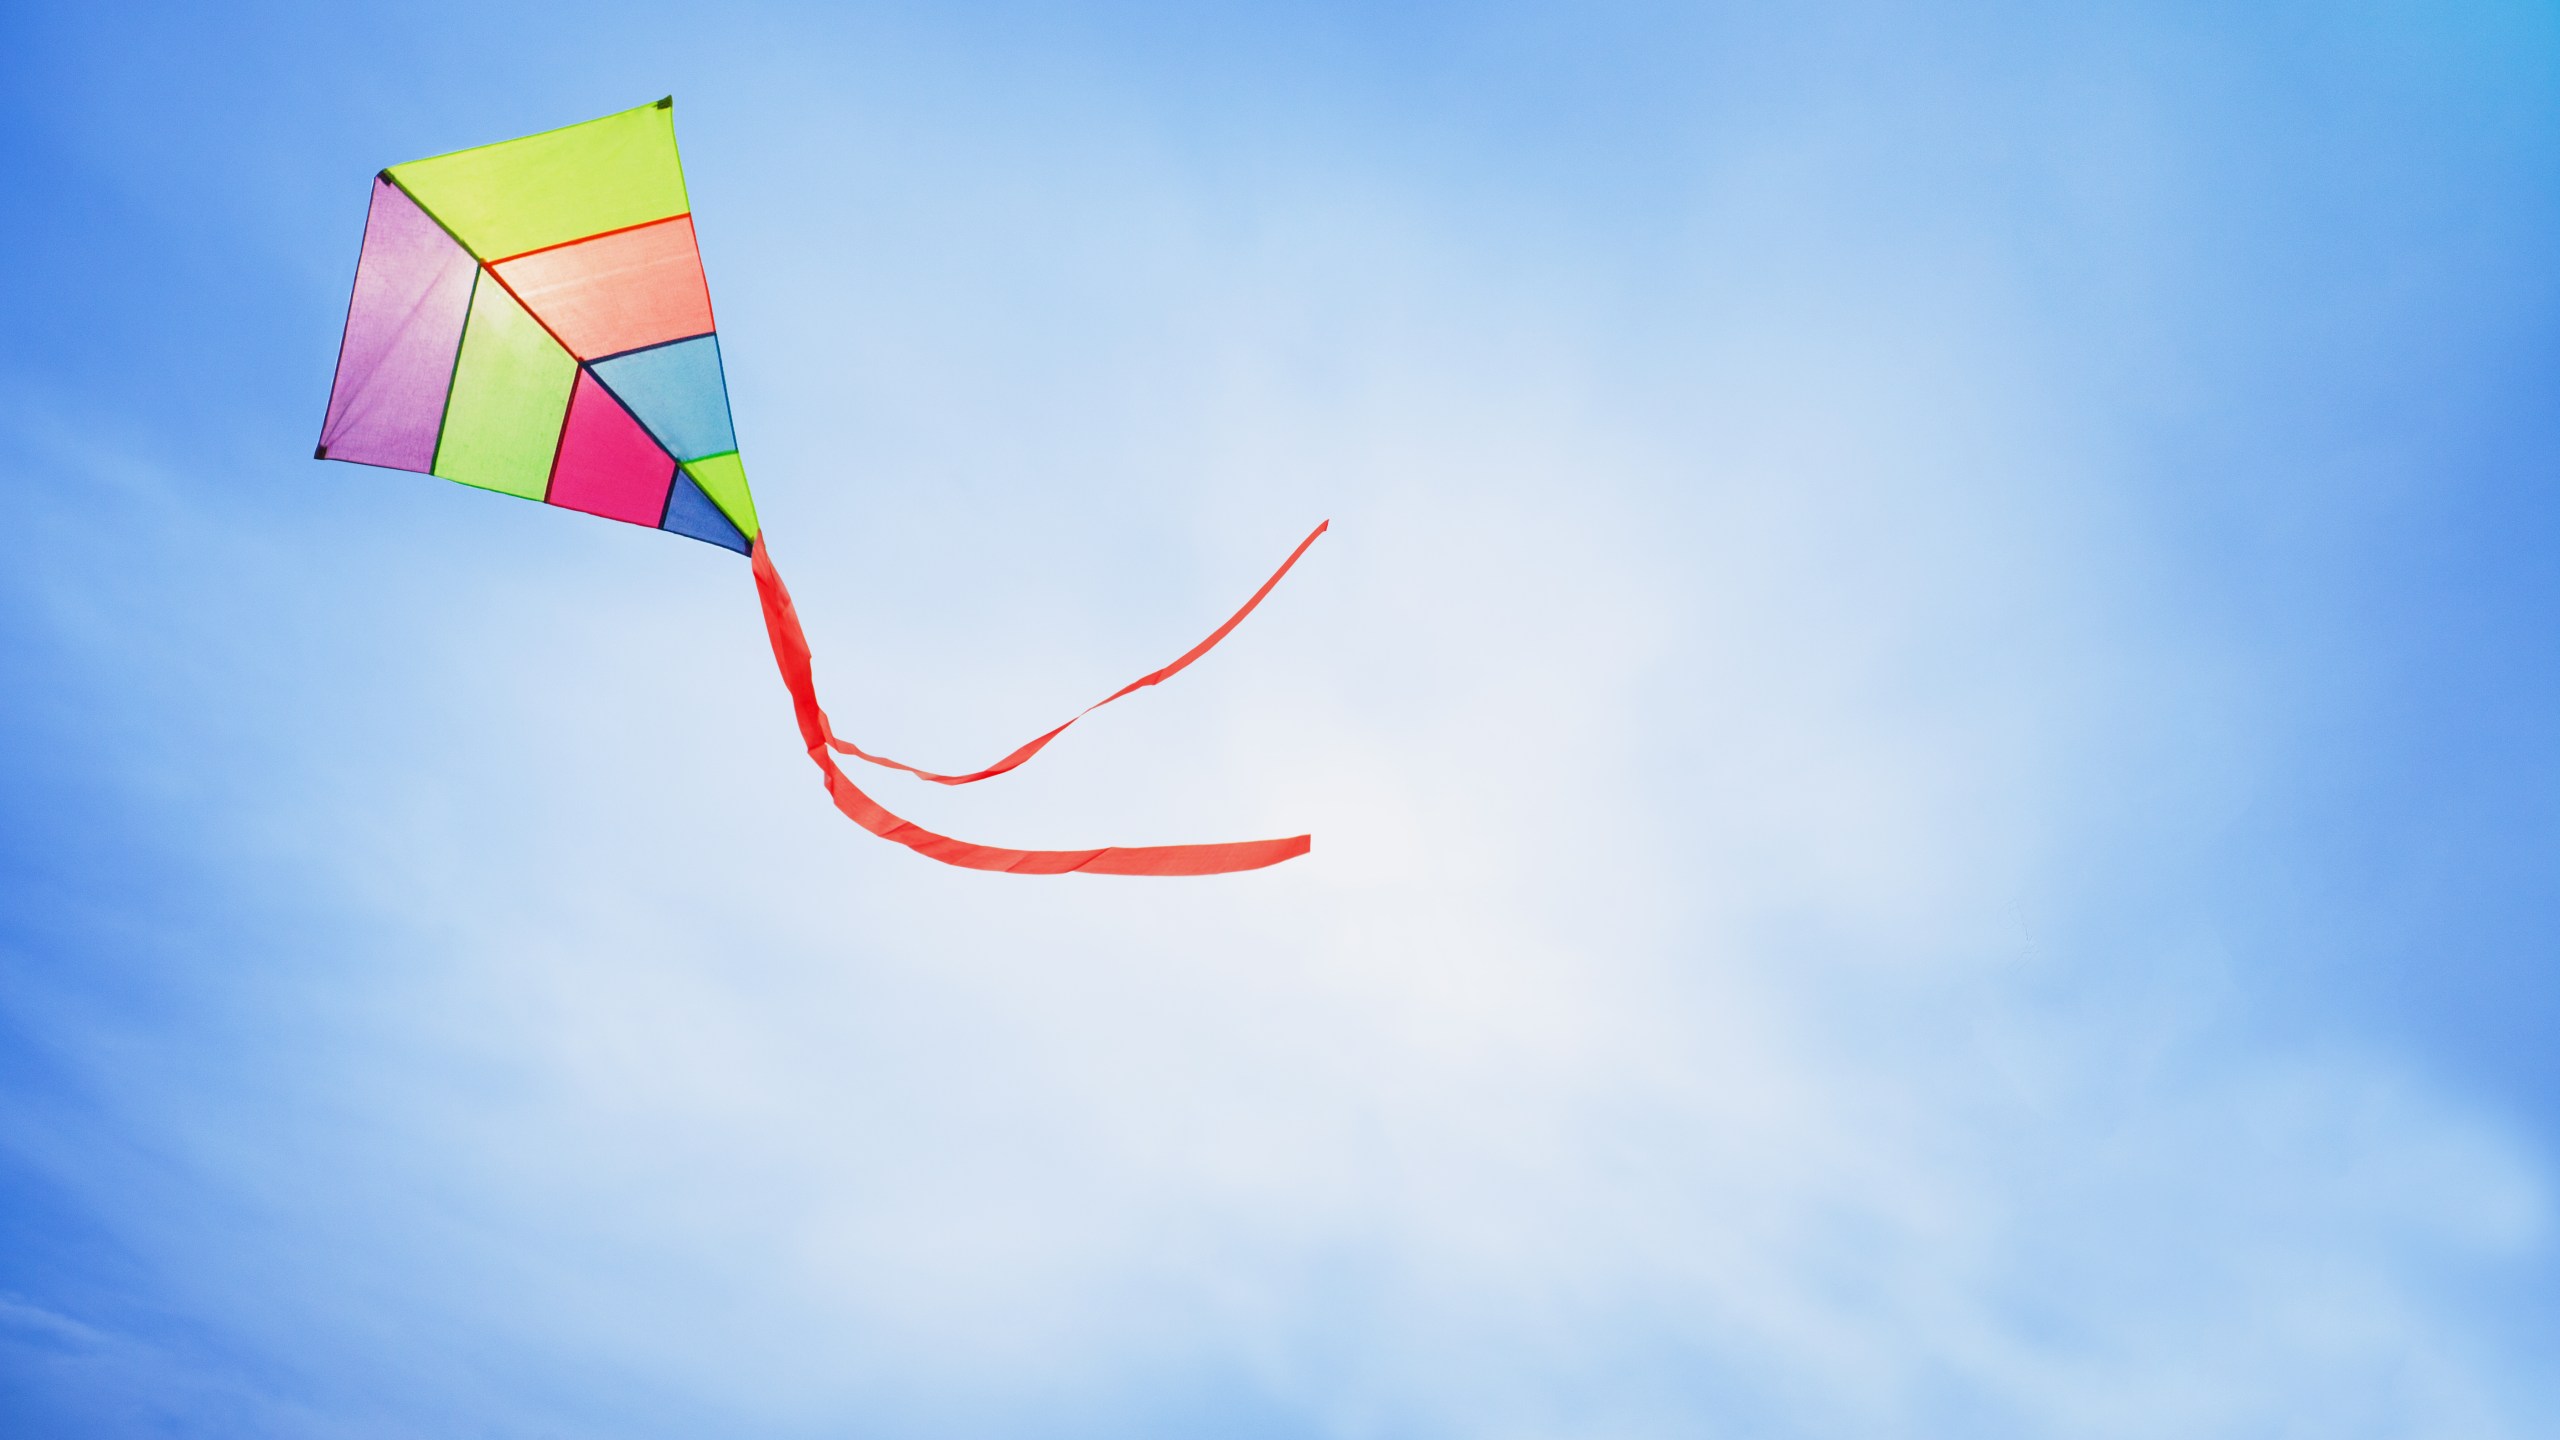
(4, 1), (2557, 1435)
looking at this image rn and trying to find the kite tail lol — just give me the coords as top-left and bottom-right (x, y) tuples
(820, 519), (1329, 785)
(749, 537), (1312, 876)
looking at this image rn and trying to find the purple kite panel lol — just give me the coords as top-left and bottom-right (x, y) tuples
(317, 179), (477, 472)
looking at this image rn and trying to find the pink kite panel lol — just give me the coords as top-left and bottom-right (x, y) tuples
(547, 371), (676, 526)
(318, 179), (477, 471)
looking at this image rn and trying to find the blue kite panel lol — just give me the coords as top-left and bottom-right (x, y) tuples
(660, 469), (750, 554)
(591, 335), (737, 462)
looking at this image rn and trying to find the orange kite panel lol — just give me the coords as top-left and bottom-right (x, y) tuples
(491, 215), (715, 360)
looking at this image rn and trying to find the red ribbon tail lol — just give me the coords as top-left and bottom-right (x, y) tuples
(821, 519), (1329, 784)
(749, 536), (1311, 876)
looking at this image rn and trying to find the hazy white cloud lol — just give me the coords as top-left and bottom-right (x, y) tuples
(3, 6), (2553, 1436)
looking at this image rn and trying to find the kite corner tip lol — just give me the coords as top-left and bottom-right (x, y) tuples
(313, 443), (328, 461)
(656, 95), (674, 110)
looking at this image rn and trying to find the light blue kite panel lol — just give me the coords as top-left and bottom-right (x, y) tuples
(591, 335), (737, 462)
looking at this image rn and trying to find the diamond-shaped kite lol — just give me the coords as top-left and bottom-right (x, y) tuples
(318, 99), (1320, 874)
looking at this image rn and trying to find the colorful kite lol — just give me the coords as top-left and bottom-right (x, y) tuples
(318, 99), (1320, 875)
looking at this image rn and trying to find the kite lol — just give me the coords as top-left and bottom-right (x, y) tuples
(317, 99), (1320, 875)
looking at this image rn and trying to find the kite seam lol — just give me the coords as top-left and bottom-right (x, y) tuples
(377, 169), (479, 263)
(585, 358), (697, 474)
(588, 329), (719, 366)
(474, 262), (584, 367)
(314, 185), (375, 456)
(487, 211), (696, 267)
(387, 99), (674, 177)
(537, 371), (581, 506)
(426, 268), (480, 476)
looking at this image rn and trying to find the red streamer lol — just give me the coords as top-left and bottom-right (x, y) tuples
(751, 536), (1313, 875)
(823, 519), (1329, 785)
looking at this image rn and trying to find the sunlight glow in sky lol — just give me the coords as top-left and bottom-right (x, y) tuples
(4, 2), (2559, 1436)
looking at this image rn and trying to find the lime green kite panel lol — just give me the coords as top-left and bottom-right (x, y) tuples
(388, 102), (689, 261)
(682, 451), (759, 539)
(434, 277), (578, 500)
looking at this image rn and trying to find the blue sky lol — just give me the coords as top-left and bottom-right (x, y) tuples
(5, 0), (2559, 1435)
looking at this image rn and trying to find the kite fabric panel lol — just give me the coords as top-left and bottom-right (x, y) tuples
(316, 99), (1321, 876)
(434, 276), (576, 499)
(662, 471), (751, 554)
(548, 370), (679, 526)
(492, 216), (718, 360)
(681, 452), (757, 539)
(316, 180), (477, 471)
(593, 336), (736, 460)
